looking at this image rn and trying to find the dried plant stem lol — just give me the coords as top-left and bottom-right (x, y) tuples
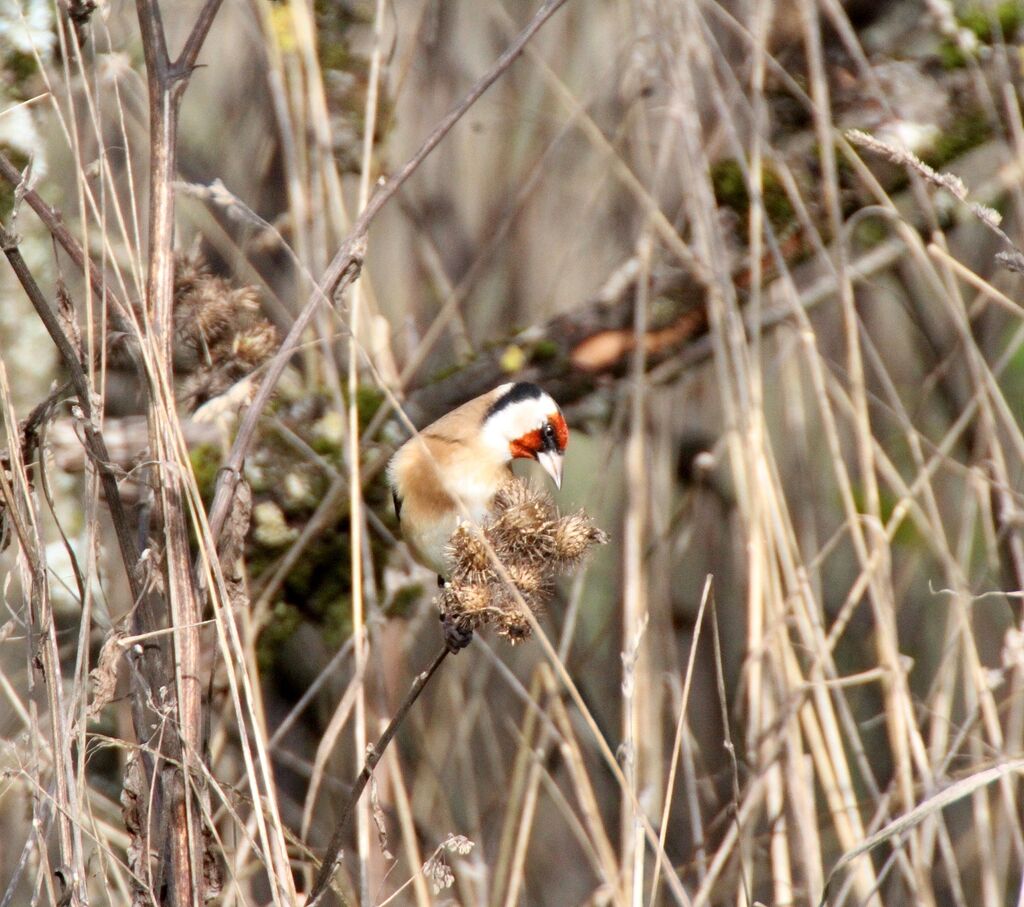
(132, 2), (226, 903)
(0, 237), (144, 602)
(0, 368), (84, 905)
(348, 0), (388, 896)
(307, 645), (450, 906)
(621, 229), (653, 905)
(0, 238), (179, 885)
(647, 576), (712, 907)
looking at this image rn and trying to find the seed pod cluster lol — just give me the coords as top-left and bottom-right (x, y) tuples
(439, 478), (607, 643)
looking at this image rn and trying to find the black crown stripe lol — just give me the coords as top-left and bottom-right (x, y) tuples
(485, 382), (545, 419)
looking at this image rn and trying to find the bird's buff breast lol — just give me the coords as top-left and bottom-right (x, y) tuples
(393, 442), (506, 576)
(403, 510), (461, 576)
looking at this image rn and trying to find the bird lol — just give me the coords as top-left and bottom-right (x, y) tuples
(387, 382), (569, 651)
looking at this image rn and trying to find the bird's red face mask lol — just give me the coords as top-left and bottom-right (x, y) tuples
(510, 412), (569, 488)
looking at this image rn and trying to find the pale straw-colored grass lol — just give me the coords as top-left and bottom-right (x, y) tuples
(3, 1), (1024, 906)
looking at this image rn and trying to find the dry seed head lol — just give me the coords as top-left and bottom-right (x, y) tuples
(553, 512), (609, 566)
(504, 561), (548, 596)
(494, 483), (557, 524)
(233, 320), (278, 367)
(489, 496), (558, 563)
(495, 603), (532, 643)
(492, 479), (536, 512)
(170, 253), (279, 414)
(173, 256), (237, 353)
(436, 478), (607, 645)
(227, 283), (262, 317)
(445, 524), (494, 582)
(439, 583), (488, 624)
(491, 507), (557, 556)
(173, 250), (207, 291)
(178, 368), (225, 412)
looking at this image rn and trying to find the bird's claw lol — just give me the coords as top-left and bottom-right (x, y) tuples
(440, 611), (473, 653)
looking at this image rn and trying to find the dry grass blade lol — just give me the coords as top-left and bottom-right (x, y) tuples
(6, 1), (1024, 905)
(821, 760), (1024, 906)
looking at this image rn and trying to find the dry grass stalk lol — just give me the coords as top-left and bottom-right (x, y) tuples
(7, 1), (1024, 905)
(847, 128), (1017, 248)
(439, 479), (607, 643)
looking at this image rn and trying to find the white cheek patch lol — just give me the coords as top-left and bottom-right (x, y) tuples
(482, 397), (553, 456)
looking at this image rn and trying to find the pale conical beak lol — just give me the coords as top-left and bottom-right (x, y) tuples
(536, 450), (564, 489)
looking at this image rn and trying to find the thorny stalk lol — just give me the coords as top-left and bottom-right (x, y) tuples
(128, 3), (226, 904)
(306, 646), (450, 906)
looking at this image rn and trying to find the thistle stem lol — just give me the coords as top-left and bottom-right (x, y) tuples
(307, 645), (450, 905)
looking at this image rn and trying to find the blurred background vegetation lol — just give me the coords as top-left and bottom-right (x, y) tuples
(3, 0), (1024, 904)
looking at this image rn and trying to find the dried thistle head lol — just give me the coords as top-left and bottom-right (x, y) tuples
(232, 319), (278, 368)
(553, 512), (609, 569)
(489, 488), (559, 564)
(170, 252), (278, 413)
(173, 252), (241, 360)
(437, 478), (606, 644)
(445, 524), (494, 584)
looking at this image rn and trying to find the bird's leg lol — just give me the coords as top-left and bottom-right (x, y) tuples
(437, 576), (473, 651)
(440, 612), (474, 652)
(437, 603), (471, 654)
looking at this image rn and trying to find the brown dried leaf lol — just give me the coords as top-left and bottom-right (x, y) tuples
(570, 329), (633, 372)
(88, 629), (126, 719)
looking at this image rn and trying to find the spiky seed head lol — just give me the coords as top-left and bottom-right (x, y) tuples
(553, 512), (609, 566)
(504, 562), (547, 596)
(173, 256), (237, 353)
(497, 611), (532, 643)
(445, 524), (494, 581)
(492, 479), (535, 512)
(233, 320), (278, 366)
(440, 583), (491, 628)
(434, 478), (606, 646)
(490, 494), (558, 563)
(170, 252), (279, 414)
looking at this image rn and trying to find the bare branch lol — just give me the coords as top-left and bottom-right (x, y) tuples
(175, 0), (225, 79)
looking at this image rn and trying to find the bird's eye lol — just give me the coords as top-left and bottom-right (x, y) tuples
(541, 422), (556, 448)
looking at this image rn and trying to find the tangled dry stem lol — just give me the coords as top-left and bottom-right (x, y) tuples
(438, 478), (608, 642)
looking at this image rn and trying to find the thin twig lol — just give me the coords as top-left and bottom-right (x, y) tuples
(0, 232), (145, 605)
(306, 646), (450, 906)
(175, 0), (225, 79)
(0, 152), (134, 333)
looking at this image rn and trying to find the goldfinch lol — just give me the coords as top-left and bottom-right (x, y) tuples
(388, 382), (569, 650)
